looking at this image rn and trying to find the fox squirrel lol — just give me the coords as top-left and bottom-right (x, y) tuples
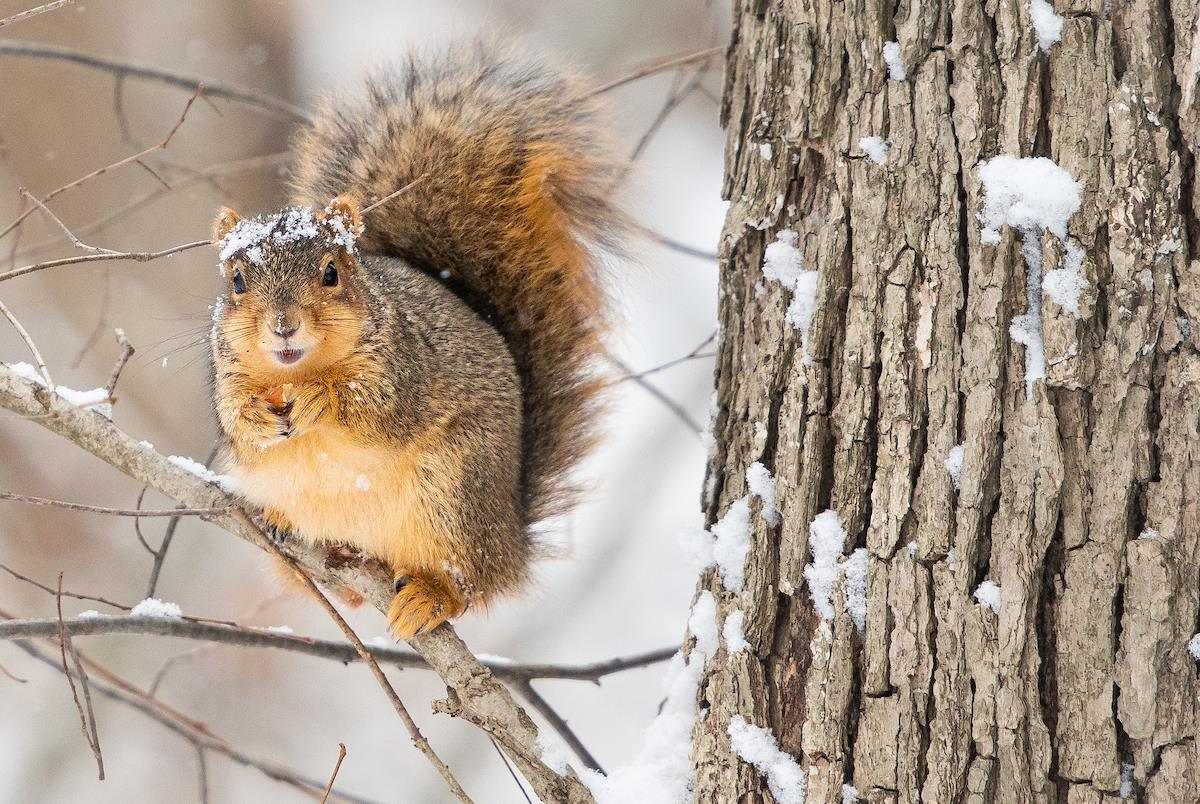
(207, 44), (624, 638)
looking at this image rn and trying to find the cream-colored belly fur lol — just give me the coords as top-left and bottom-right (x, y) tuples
(229, 422), (450, 572)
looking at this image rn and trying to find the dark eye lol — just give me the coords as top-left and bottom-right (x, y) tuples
(321, 260), (339, 287)
(231, 269), (245, 294)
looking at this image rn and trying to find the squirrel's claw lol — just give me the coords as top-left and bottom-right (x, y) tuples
(387, 570), (466, 639)
(266, 522), (291, 545)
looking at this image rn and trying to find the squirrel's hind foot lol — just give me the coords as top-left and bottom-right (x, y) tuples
(387, 570), (467, 639)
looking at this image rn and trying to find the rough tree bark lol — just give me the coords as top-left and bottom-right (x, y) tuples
(692, 0), (1200, 801)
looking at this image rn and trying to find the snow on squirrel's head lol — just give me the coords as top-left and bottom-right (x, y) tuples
(211, 198), (366, 376)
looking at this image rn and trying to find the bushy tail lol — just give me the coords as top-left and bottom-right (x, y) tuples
(289, 41), (624, 525)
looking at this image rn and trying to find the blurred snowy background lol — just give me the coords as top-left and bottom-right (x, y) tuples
(0, 1), (726, 801)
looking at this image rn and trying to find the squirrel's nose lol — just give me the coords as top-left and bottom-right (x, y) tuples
(273, 324), (298, 339)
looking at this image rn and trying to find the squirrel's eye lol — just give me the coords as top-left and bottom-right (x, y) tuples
(321, 261), (339, 287)
(231, 269), (246, 294)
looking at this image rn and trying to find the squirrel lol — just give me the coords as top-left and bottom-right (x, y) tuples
(207, 43), (624, 639)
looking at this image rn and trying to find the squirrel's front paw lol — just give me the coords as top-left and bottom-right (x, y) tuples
(266, 522), (291, 544)
(262, 508), (295, 544)
(387, 570), (467, 639)
(242, 396), (292, 448)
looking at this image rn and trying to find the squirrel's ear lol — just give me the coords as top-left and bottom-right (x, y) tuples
(212, 208), (242, 243)
(323, 196), (363, 237)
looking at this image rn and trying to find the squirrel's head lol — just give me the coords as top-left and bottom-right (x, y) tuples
(211, 198), (366, 377)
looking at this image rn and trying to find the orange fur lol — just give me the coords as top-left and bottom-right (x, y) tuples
(211, 44), (624, 637)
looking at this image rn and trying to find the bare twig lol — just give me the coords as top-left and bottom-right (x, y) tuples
(0, 0), (73, 30)
(0, 613), (674, 683)
(0, 39), (310, 123)
(66, 638), (103, 776)
(591, 45), (725, 95)
(71, 276), (111, 368)
(0, 238), (211, 283)
(138, 444), (219, 599)
(360, 175), (427, 216)
(14, 151), (290, 262)
(0, 659), (28, 682)
(0, 562), (130, 610)
(617, 60), (712, 186)
(642, 227), (718, 261)
(4, 635), (375, 803)
(609, 330), (717, 386)
(607, 354), (702, 433)
(0, 87), (204, 244)
(56, 574), (104, 779)
(516, 681), (603, 773)
(196, 746), (210, 804)
(0, 297), (53, 390)
(242, 510), (475, 804)
(104, 328), (135, 397)
(320, 743), (348, 804)
(0, 491), (226, 517)
(19, 188), (119, 255)
(491, 739), (534, 804)
(135, 158), (172, 191)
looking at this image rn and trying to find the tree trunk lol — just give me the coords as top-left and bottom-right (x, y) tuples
(692, 0), (1200, 801)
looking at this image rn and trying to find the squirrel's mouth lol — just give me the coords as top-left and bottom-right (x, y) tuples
(275, 348), (305, 365)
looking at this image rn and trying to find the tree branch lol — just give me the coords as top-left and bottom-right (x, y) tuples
(0, 490), (226, 517)
(0, 363), (595, 802)
(0, 86), (204, 244)
(0, 238), (211, 283)
(0, 614), (674, 684)
(0, 39), (310, 123)
(591, 45), (725, 95)
(0, 1), (74, 30)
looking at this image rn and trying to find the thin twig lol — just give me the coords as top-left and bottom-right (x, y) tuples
(70, 277), (111, 368)
(196, 746), (210, 804)
(56, 574), (104, 779)
(319, 743), (348, 804)
(0, 297), (53, 390)
(147, 643), (209, 698)
(0, 659), (28, 682)
(105, 328), (135, 397)
(140, 444), (220, 598)
(0, 238), (211, 283)
(19, 188), (119, 255)
(0, 613), (674, 683)
(0, 39), (311, 123)
(490, 739), (533, 804)
(615, 61), (712, 187)
(0, 87), (204, 244)
(135, 158), (172, 191)
(67, 637), (103, 777)
(14, 151), (290, 262)
(359, 174), (427, 216)
(0, 491), (226, 517)
(610, 330), (717, 387)
(516, 681), (604, 774)
(607, 354), (702, 433)
(240, 510), (475, 804)
(0, 0), (73, 30)
(0, 562), (130, 610)
(4, 635), (376, 804)
(642, 227), (718, 261)
(591, 45), (725, 95)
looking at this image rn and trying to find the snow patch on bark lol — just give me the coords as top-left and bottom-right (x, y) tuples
(728, 716), (807, 804)
(977, 155), (1083, 398)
